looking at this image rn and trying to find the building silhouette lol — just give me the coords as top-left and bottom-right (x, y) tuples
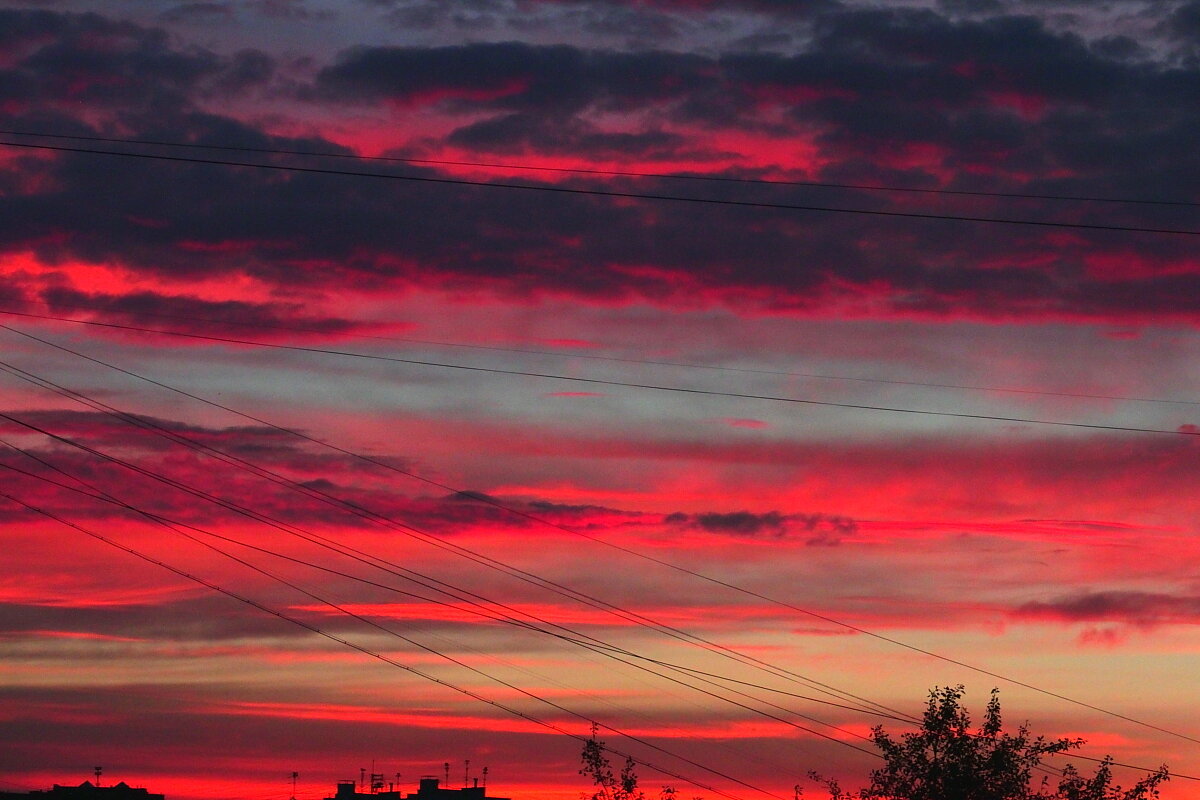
(0, 783), (164, 800)
(326, 776), (508, 800)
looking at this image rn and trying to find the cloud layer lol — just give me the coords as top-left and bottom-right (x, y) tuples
(3, 2), (1200, 799)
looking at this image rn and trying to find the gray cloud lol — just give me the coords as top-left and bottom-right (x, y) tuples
(1015, 590), (1200, 625)
(670, 510), (857, 543)
(4, 8), (1200, 324)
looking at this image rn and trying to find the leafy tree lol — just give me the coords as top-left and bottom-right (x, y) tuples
(1055, 757), (1170, 800)
(580, 724), (645, 800)
(582, 688), (1169, 800)
(856, 686), (1167, 800)
(864, 685), (1077, 799)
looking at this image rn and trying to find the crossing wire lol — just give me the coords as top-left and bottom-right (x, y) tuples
(4, 322), (1200, 750)
(1, 399), (1188, 782)
(0, 444), (804, 797)
(0, 394), (895, 753)
(10, 299), (1200, 408)
(0, 364), (910, 726)
(2, 139), (1199, 237)
(1, 127), (1197, 207)
(0, 488), (762, 800)
(0, 449), (914, 730)
(4, 313), (1199, 440)
(0, 423), (1191, 782)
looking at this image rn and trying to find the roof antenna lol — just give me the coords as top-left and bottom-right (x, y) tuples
(290, 772), (299, 800)
(93, 768), (103, 788)
(463, 761), (470, 788)
(481, 768), (487, 791)
(443, 763), (450, 786)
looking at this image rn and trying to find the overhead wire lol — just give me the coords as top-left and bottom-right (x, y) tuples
(0, 466), (905, 800)
(0, 427), (891, 760)
(11, 299), (1200, 408)
(2, 127), (1197, 760)
(0, 488), (761, 800)
(0, 338), (915, 723)
(0, 362), (911, 732)
(0, 399), (898, 772)
(0, 447), (913, 731)
(0, 127), (1192, 781)
(3, 312), (1199, 441)
(1, 139), (1198, 237)
(2, 402), (1185, 784)
(1, 127), (1197, 207)
(0, 449), (1187, 782)
(0, 443), (799, 797)
(4, 322), (1199, 749)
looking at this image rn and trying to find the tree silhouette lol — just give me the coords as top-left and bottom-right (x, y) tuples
(817, 686), (1167, 800)
(582, 688), (1169, 800)
(580, 724), (645, 800)
(1054, 757), (1170, 800)
(864, 685), (1077, 799)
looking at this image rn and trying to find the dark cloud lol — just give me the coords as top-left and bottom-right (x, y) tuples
(3, 9), (1200, 323)
(515, 0), (843, 16)
(0, 8), (275, 142)
(1014, 590), (1200, 626)
(312, 42), (711, 115)
(674, 510), (856, 543)
(449, 489), (503, 503)
(446, 112), (686, 157)
(0, 596), (310, 643)
(0, 409), (433, 530)
(1165, 0), (1200, 41)
(211, 48), (275, 93)
(0, 408), (871, 542)
(159, 3), (236, 23)
(694, 510), (786, 535)
(938, 0), (1006, 14)
(248, 0), (337, 21)
(367, 0), (839, 35)
(0, 10), (221, 114)
(39, 287), (366, 340)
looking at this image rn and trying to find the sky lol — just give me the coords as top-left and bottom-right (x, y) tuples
(1, 1), (1200, 799)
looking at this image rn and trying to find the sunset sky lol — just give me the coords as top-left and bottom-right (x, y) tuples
(2, 1), (1200, 799)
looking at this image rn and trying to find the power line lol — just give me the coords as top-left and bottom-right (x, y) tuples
(2, 139), (1198, 237)
(0, 371), (898, 761)
(0, 335), (927, 728)
(0, 410), (892, 755)
(0, 442), (1192, 782)
(5, 324), (1200, 750)
(0, 125), (1190, 780)
(0, 446), (795, 798)
(2, 393), (1187, 784)
(17, 299), (1200, 408)
(0, 488), (762, 800)
(1, 128), (1197, 208)
(4, 312), (1199, 439)
(0, 445), (914, 731)
(0, 363), (911, 726)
